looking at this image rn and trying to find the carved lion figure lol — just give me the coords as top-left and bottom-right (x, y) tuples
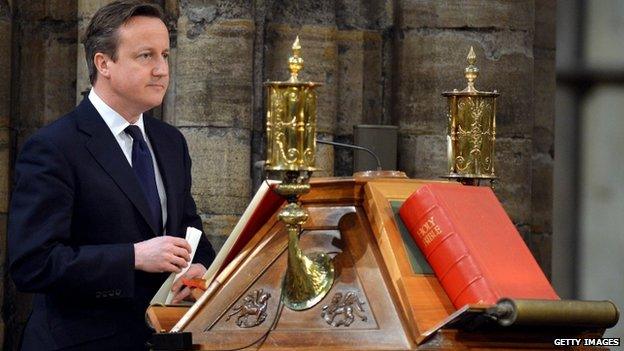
(226, 289), (272, 328)
(321, 291), (367, 327)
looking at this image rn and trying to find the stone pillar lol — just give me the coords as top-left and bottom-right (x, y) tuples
(4, 2), (77, 349)
(76, 0), (113, 101)
(531, 0), (556, 277)
(0, 1), (11, 346)
(395, 1), (549, 268)
(265, 0), (338, 177)
(171, 1), (255, 248)
(333, 0), (392, 175)
(14, 0), (77, 144)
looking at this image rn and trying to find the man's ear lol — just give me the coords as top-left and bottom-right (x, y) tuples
(93, 53), (111, 79)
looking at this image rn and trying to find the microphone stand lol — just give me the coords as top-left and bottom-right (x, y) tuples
(316, 139), (382, 171)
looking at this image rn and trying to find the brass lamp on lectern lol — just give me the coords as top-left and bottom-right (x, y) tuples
(442, 47), (499, 186)
(264, 37), (334, 310)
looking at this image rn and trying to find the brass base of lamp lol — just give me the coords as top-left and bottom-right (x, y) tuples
(278, 200), (336, 311)
(441, 174), (498, 187)
(282, 250), (335, 311)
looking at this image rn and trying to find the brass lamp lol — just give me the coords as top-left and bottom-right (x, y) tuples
(264, 37), (334, 310)
(442, 46), (499, 186)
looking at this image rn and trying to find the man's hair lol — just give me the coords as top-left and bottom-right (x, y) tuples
(82, 0), (165, 84)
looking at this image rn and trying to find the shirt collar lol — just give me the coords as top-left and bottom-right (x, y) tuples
(88, 89), (145, 137)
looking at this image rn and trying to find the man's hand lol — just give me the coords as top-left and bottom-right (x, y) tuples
(134, 236), (192, 273)
(171, 263), (207, 304)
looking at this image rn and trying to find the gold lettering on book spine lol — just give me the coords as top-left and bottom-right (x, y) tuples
(417, 216), (442, 246)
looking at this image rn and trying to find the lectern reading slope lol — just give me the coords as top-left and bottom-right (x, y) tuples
(148, 177), (616, 350)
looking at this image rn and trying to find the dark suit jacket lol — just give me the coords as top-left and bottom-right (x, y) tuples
(8, 98), (215, 350)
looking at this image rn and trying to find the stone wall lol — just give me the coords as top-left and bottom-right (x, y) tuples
(0, 1), (11, 346)
(0, 1), (556, 349)
(395, 0), (535, 226)
(173, 0), (255, 248)
(2, 1), (78, 349)
(531, 0), (556, 277)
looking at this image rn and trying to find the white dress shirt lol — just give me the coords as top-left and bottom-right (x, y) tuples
(88, 89), (168, 232)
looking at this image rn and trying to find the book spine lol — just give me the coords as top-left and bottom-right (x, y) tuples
(400, 187), (498, 308)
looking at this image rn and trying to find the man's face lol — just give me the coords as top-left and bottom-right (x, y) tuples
(106, 16), (170, 114)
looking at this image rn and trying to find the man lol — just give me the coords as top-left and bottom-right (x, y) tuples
(8, 1), (215, 350)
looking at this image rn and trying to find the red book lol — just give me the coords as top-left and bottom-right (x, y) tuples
(399, 183), (558, 309)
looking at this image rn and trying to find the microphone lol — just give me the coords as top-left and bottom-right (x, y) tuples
(316, 139), (382, 171)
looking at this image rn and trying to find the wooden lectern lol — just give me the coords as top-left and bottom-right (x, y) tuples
(148, 176), (616, 350)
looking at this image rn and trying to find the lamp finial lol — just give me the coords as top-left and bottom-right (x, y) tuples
(288, 36), (304, 82)
(464, 46), (479, 92)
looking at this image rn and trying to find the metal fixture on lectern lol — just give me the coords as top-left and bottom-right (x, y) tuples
(263, 36), (334, 310)
(442, 46), (499, 187)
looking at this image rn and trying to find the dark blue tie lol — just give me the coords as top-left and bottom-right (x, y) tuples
(125, 125), (162, 234)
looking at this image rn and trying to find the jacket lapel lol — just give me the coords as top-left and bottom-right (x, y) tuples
(144, 117), (179, 236)
(75, 99), (160, 236)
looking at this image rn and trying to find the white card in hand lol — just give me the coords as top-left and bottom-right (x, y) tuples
(164, 227), (202, 304)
